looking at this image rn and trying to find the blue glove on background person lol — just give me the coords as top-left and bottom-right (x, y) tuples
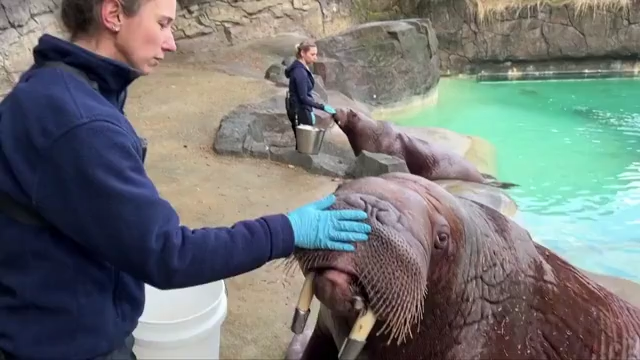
(323, 104), (336, 114)
(287, 194), (371, 251)
(310, 112), (316, 125)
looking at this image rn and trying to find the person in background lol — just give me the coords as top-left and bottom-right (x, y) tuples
(0, 0), (372, 359)
(284, 40), (336, 143)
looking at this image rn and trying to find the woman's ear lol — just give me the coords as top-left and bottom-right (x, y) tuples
(101, 0), (123, 32)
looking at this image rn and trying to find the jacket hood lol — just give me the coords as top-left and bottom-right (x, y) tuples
(284, 59), (307, 78)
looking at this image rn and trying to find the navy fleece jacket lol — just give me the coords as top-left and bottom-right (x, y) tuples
(284, 59), (324, 113)
(0, 34), (295, 360)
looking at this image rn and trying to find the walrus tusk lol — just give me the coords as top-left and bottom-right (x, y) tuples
(337, 308), (377, 360)
(291, 273), (315, 334)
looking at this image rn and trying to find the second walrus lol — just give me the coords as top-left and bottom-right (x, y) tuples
(333, 108), (518, 189)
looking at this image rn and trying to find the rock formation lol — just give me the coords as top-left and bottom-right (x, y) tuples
(0, 0), (64, 95)
(424, 0), (640, 73)
(314, 18), (440, 106)
(345, 150), (409, 178)
(4, 0), (640, 95)
(0, 0), (353, 95)
(213, 89), (367, 177)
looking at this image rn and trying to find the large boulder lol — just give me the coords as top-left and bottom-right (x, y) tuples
(346, 151), (410, 178)
(313, 18), (440, 107)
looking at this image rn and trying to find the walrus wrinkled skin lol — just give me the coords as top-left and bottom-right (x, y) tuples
(332, 108), (518, 189)
(284, 172), (640, 360)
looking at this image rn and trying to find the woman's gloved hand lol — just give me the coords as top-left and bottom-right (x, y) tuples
(310, 112), (316, 125)
(323, 104), (336, 114)
(286, 194), (371, 252)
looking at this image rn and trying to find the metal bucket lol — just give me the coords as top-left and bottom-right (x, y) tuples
(296, 125), (326, 155)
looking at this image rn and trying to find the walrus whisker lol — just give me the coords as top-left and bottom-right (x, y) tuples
(357, 231), (428, 346)
(278, 256), (302, 278)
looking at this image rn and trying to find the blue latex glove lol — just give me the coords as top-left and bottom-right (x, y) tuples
(287, 194), (371, 252)
(310, 112), (316, 125)
(323, 105), (336, 115)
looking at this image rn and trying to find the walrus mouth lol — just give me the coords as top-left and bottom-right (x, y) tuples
(307, 265), (370, 312)
(287, 266), (379, 360)
(288, 263), (368, 335)
(283, 192), (430, 352)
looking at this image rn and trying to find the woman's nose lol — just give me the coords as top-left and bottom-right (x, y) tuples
(162, 33), (177, 52)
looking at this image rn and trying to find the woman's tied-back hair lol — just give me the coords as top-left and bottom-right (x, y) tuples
(60, 0), (144, 39)
(295, 39), (317, 59)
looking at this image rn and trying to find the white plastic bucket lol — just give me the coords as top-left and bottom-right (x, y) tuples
(132, 280), (227, 359)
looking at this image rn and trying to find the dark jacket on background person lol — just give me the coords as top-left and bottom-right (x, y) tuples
(0, 34), (295, 360)
(284, 59), (324, 115)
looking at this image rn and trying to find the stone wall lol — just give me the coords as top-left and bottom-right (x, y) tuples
(0, 0), (354, 95)
(423, 0), (640, 74)
(0, 0), (65, 94)
(5, 0), (640, 95)
(172, 0), (353, 46)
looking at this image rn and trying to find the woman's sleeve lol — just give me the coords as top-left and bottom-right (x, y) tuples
(32, 119), (296, 289)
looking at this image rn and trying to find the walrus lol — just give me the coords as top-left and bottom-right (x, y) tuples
(283, 172), (640, 360)
(332, 108), (518, 189)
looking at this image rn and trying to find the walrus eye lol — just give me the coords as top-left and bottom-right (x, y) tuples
(435, 231), (449, 249)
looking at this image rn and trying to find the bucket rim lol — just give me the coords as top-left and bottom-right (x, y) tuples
(138, 280), (226, 325)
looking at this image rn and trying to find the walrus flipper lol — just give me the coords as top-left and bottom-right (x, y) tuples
(480, 173), (519, 189)
(484, 179), (519, 189)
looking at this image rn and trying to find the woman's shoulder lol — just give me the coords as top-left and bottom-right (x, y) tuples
(2, 67), (128, 149)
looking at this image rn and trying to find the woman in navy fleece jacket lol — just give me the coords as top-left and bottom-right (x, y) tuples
(284, 39), (337, 141)
(0, 0), (371, 359)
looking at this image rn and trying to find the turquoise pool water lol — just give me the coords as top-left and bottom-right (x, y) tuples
(394, 78), (640, 282)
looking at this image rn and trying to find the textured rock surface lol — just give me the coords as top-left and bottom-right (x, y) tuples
(172, 0), (353, 45)
(4, 0), (640, 95)
(424, 0), (640, 73)
(313, 18), (440, 107)
(213, 90), (357, 177)
(0, 0), (354, 95)
(346, 150), (409, 178)
(0, 0), (64, 95)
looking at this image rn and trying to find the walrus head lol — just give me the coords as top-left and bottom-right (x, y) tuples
(332, 107), (371, 129)
(284, 172), (478, 347)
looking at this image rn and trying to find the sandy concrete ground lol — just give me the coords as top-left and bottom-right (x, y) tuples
(125, 63), (331, 359)
(125, 56), (640, 359)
